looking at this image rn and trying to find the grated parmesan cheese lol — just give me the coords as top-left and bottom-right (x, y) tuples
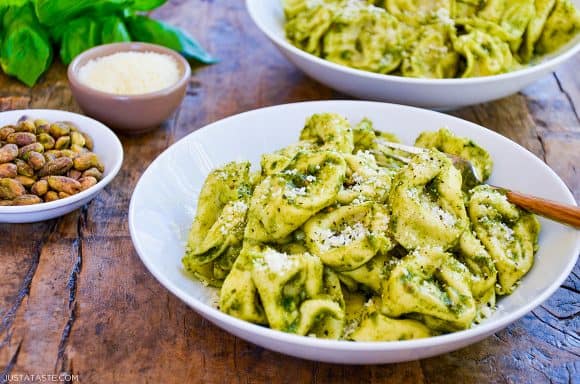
(78, 51), (181, 95)
(261, 249), (293, 273)
(318, 222), (369, 251)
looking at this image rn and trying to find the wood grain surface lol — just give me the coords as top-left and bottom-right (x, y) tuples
(1, 1), (579, 383)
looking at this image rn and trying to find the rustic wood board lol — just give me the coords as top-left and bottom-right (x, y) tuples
(0, 1), (578, 383)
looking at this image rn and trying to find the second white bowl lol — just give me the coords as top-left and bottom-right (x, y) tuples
(246, 0), (580, 110)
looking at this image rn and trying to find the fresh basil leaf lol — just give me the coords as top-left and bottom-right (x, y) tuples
(35, 0), (132, 26)
(0, 20), (52, 86)
(3, 2), (36, 30)
(126, 15), (217, 64)
(60, 18), (101, 65)
(101, 16), (131, 43)
(131, 0), (167, 11)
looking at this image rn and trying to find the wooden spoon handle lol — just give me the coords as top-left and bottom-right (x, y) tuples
(503, 190), (580, 229)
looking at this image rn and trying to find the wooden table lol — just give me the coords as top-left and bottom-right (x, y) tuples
(1, 1), (579, 383)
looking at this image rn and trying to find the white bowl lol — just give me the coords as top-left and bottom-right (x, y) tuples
(0, 109), (123, 223)
(129, 101), (579, 364)
(246, 0), (580, 110)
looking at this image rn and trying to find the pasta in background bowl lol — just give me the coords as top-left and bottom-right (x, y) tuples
(129, 101), (579, 364)
(246, 0), (580, 109)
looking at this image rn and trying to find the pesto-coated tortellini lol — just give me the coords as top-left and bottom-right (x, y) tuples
(283, 0), (580, 78)
(478, 0), (535, 51)
(250, 244), (345, 337)
(220, 244), (268, 324)
(454, 0), (481, 18)
(535, 0), (580, 55)
(261, 140), (316, 176)
(185, 113), (543, 341)
(401, 24), (459, 78)
(453, 29), (515, 77)
(385, 0), (453, 25)
(520, 0), (557, 61)
(468, 185), (540, 295)
(337, 152), (394, 204)
(322, 2), (403, 74)
(246, 150), (346, 242)
(304, 202), (392, 271)
(284, 0), (337, 55)
(299, 113), (354, 153)
(348, 299), (432, 341)
(338, 253), (391, 292)
(456, 230), (498, 322)
(381, 248), (477, 331)
(389, 150), (468, 250)
(415, 128), (494, 181)
(183, 161), (252, 286)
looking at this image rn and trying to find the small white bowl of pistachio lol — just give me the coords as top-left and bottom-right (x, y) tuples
(0, 109), (123, 223)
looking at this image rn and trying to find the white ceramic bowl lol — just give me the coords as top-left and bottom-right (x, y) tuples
(129, 101), (579, 364)
(246, 0), (580, 110)
(0, 110), (123, 223)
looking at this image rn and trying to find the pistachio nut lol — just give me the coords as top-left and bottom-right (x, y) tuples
(70, 131), (86, 147)
(0, 163), (17, 178)
(34, 119), (50, 134)
(38, 157), (73, 177)
(48, 122), (71, 138)
(82, 167), (103, 181)
(54, 136), (71, 150)
(0, 178), (25, 199)
(37, 133), (55, 150)
(15, 159), (35, 177)
(44, 191), (59, 202)
(15, 175), (36, 188)
(0, 144), (18, 163)
(12, 194), (42, 205)
(47, 176), (81, 195)
(0, 126), (16, 141)
(16, 120), (36, 134)
(19, 142), (45, 158)
(74, 153), (104, 172)
(82, 132), (94, 151)
(27, 152), (46, 171)
(79, 176), (98, 191)
(31, 179), (49, 196)
(67, 169), (82, 180)
(7, 132), (36, 147)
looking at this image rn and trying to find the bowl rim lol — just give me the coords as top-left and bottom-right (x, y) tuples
(0, 109), (124, 214)
(67, 42), (192, 100)
(129, 100), (580, 353)
(245, 0), (580, 86)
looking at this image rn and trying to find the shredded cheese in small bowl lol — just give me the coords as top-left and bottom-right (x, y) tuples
(77, 51), (181, 95)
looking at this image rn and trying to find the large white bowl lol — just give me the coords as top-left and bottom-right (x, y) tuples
(246, 0), (580, 110)
(129, 101), (579, 364)
(0, 110), (123, 223)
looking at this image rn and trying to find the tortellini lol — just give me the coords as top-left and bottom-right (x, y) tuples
(245, 150), (346, 242)
(415, 128), (494, 181)
(184, 113), (541, 341)
(283, 0), (580, 78)
(468, 185), (540, 295)
(381, 248), (477, 331)
(304, 202), (393, 270)
(389, 150), (468, 250)
(453, 29), (515, 77)
(401, 24), (459, 78)
(322, 3), (404, 73)
(250, 244), (345, 337)
(535, 0), (580, 55)
(183, 161), (252, 286)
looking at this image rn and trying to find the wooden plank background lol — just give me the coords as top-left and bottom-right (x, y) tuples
(0, 1), (578, 383)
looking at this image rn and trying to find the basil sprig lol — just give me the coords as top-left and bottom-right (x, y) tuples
(1, 0), (216, 87)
